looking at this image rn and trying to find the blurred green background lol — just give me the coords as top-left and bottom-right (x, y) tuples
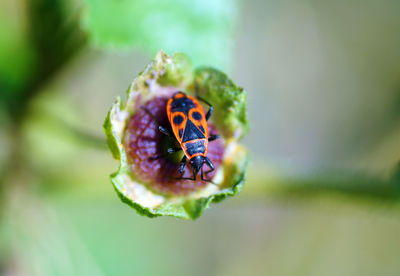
(1, 0), (400, 275)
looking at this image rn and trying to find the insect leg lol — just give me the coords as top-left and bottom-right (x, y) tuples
(179, 156), (187, 174)
(176, 156), (199, 181)
(192, 166), (197, 181)
(204, 156), (215, 175)
(205, 106), (213, 121)
(158, 126), (173, 137)
(141, 106), (173, 137)
(205, 156), (214, 170)
(208, 134), (220, 142)
(175, 165), (197, 181)
(200, 167), (214, 183)
(149, 147), (181, 160)
(167, 147), (182, 154)
(195, 82), (213, 121)
(197, 97), (213, 121)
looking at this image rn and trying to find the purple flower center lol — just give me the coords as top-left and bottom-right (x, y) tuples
(124, 96), (224, 195)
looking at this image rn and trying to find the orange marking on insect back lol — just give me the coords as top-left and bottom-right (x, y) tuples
(188, 108), (208, 137)
(168, 110), (187, 142)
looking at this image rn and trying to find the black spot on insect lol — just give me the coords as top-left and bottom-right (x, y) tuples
(182, 120), (205, 142)
(173, 115), (184, 125)
(192, 111), (202, 121)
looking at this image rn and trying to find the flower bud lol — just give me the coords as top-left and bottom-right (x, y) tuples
(104, 51), (249, 219)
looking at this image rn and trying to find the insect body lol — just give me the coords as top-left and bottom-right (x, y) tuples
(143, 91), (219, 182)
(167, 91), (219, 182)
(167, 91), (208, 161)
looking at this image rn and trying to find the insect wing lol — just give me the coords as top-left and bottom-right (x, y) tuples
(186, 95), (209, 139)
(168, 110), (187, 143)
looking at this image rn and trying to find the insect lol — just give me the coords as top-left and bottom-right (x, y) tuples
(142, 91), (219, 182)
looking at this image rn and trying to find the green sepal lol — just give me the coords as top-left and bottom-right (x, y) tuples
(103, 98), (122, 160)
(158, 53), (193, 87)
(104, 51), (248, 219)
(195, 67), (249, 139)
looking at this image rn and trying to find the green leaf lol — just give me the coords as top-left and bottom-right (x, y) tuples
(104, 51), (248, 219)
(83, 0), (238, 70)
(1, 0), (86, 118)
(0, 0), (35, 96)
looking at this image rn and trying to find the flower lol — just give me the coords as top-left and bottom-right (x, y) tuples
(104, 51), (249, 219)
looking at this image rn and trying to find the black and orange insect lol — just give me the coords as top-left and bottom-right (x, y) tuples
(142, 91), (219, 182)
